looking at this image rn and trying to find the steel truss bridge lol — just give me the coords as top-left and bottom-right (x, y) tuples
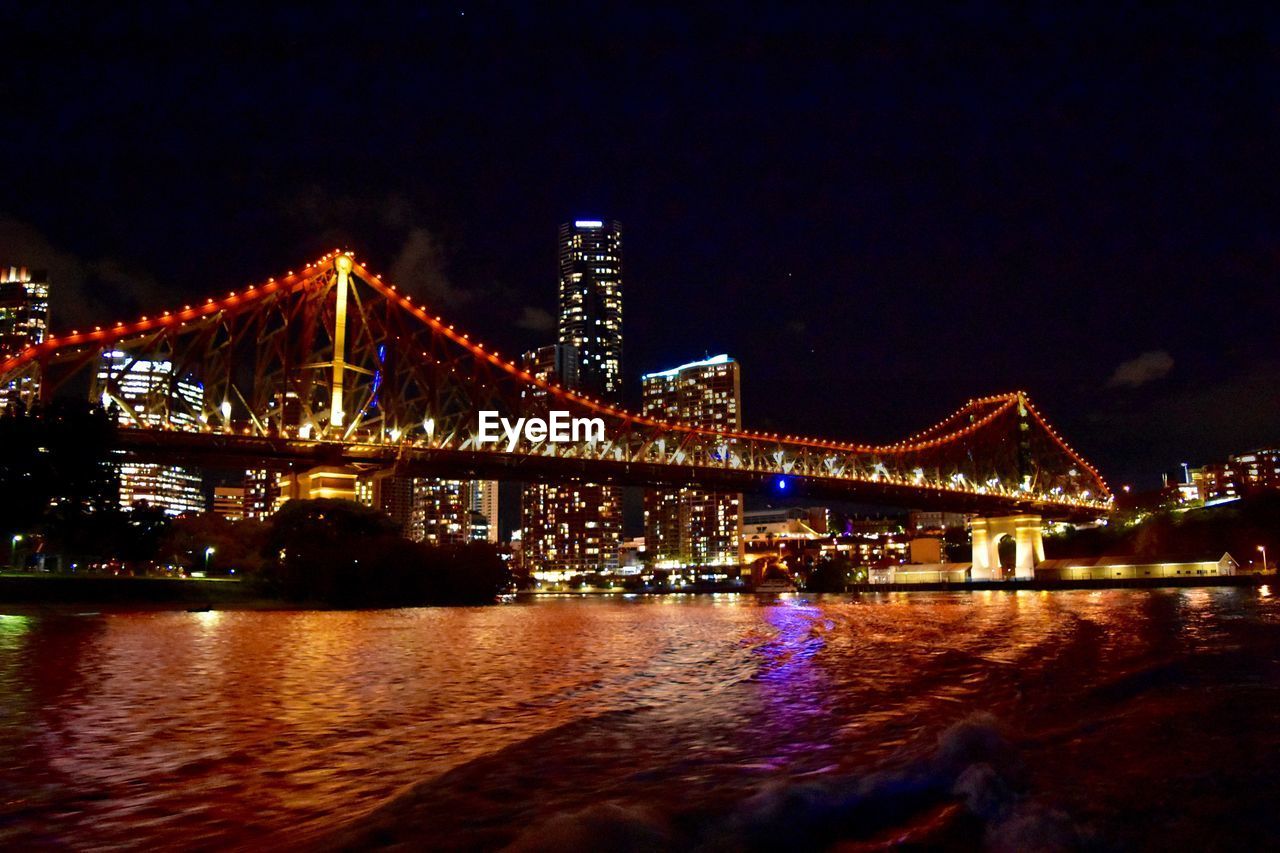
(0, 251), (1112, 520)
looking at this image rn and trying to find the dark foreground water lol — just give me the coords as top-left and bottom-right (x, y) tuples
(3, 589), (1280, 851)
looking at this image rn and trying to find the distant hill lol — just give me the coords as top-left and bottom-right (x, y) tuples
(1046, 493), (1280, 567)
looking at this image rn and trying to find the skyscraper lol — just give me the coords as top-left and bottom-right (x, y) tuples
(641, 355), (743, 569)
(469, 480), (499, 543)
(409, 479), (468, 545)
(519, 341), (620, 576)
(558, 219), (623, 399)
(0, 266), (50, 411)
(97, 350), (206, 516)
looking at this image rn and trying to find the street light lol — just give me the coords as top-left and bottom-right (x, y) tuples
(204, 546), (216, 573)
(10, 534), (22, 569)
(1259, 545), (1269, 574)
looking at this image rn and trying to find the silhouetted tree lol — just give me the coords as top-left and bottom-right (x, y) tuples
(0, 401), (124, 566)
(259, 498), (511, 605)
(805, 555), (853, 592)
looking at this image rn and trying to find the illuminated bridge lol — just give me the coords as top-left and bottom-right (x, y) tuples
(0, 251), (1111, 574)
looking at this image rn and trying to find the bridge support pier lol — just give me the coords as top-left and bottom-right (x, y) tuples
(970, 515), (1044, 580)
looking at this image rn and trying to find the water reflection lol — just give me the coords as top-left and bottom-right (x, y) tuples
(1, 590), (1278, 849)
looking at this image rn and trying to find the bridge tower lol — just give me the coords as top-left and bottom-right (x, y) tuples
(970, 515), (1044, 580)
(330, 253), (352, 428)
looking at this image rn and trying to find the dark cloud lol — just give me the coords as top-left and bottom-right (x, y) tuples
(515, 306), (555, 333)
(0, 216), (166, 328)
(388, 227), (467, 308)
(1108, 351), (1174, 389)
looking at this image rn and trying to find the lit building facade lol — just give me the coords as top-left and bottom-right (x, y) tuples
(1194, 449), (1280, 504)
(212, 486), (245, 521)
(518, 349), (621, 572)
(0, 265), (50, 411)
(641, 355), (743, 568)
(558, 219), (622, 398)
(97, 351), (205, 515)
(410, 479), (468, 545)
(521, 480), (622, 577)
(469, 480), (499, 543)
(520, 222), (624, 576)
(1230, 449), (1280, 493)
(244, 469), (288, 520)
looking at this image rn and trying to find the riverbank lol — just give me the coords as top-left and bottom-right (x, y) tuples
(0, 573), (268, 608)
(864, 573), (1271, 593)
(523, 573), (1272, 596)
(3, 571), (1269, 611)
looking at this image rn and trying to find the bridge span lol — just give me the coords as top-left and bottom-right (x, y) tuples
(0, 250), (1113, 555)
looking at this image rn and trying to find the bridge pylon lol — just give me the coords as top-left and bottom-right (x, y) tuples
(971, 515), (1044, 580)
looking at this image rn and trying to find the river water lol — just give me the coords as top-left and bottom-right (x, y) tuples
(2, 589), (1279, 850)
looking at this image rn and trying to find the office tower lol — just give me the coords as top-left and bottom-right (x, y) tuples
(97, 350), (206, 515)
(558, 219), (623, 399)
(641, 355), (743, 569)
(519, 342), (620, 576)
(0, 266), (50, 411)
(469, 480), (499, 543)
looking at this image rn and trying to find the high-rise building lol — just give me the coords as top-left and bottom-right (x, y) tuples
(519, 342), (621, 576)
(469, 480), (499, 543)
(97, 350), (205, 515)
(368, 472), (415, 537)
(558, 219), (622, 399)
(410, 479), (468, 545)
(0, 266), (50, 411)
(521, 480), (622, 577)
(520, 220), (626, 578)
(641, 355), (743, 569)
(521, 343), (579, 397)
(244, 469), (288, 520)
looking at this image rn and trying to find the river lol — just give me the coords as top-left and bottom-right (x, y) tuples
(2, 589), (1279, 850)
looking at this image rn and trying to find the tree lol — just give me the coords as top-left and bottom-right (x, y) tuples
(259, 499), (512, 605)
(160, 513), (267, 574)
(806, 555), (853, 592)
(0, 401), (125, 566)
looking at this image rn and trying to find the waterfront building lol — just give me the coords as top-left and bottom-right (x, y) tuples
(1034, 553), (1240, 581)
(641, 355), (743, 568)
(520, 219), (624, 576)
(0, 265), (50, 411)
(212, 486), (245, 521)
(244, 469), (288, 520)
(521, 479), (622, 575)
(618, 536), (646, 572)
(97, 350), (205, 515)
(369, 473), (415, 538)
(870, 552), (1240, 584)
(410, 479), (468, 545)
(469, 480), (499, 543)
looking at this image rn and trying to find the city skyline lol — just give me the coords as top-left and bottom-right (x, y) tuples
(5, 5), (1277, 490)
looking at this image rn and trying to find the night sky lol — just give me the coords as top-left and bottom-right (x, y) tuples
(3, 2), (1278, 489)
